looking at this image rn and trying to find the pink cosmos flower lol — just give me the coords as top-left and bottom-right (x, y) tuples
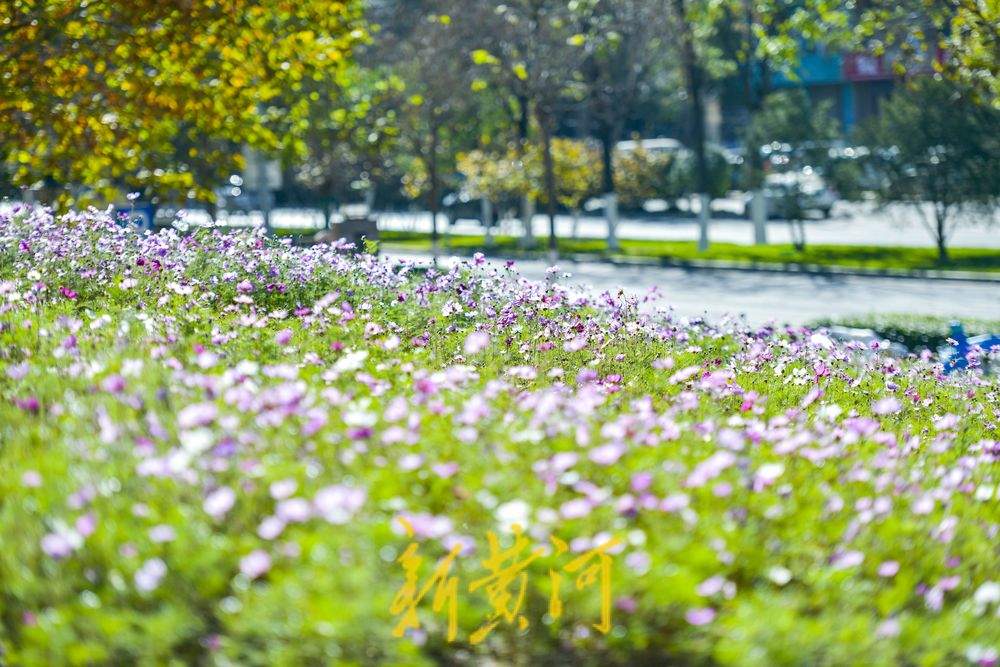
(203, 487), (236, 519)
(135, 558), (167, 592)
(257, 516), (286, 540)
(685, 607), (716, 626)
(878, 561), (900, 577)
(270, 479), (298, 500)
(275, 328), (293, 346)
(560, 498), (593, 520)
(432, 462), (459, 478)
(41, 532), (73, 559)
(872, 397), (902, 415)
(313, 485), (366, 524)
(178, 402), (217, 429)
(589, 442), (626, 466)
(239, 550), (271, 580)
(631, 472), (653, 493)
(276, 498), (311, 523)
(464, 331), (490, 355)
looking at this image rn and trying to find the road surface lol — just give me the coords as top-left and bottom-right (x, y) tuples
(385, 251), (1000, 327)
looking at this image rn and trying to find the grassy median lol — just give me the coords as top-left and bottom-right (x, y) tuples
(372, 230), (1000, 273)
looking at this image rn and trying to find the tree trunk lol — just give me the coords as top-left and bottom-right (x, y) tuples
(741, 0), (769, 245)
(539, 112), (558, 262)
(428, 123), (440, 259)
(516, 94), (535, 247)
(600, 128), (615, 195)
(935, 207), (949, 262)
(482, 197), (494, 249)
(600, 129), (620, 251)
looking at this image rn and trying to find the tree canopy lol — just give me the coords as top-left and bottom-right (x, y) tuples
(0, 0), (366, 206)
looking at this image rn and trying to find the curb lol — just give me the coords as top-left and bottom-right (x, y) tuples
(378, 243), (1000, 284)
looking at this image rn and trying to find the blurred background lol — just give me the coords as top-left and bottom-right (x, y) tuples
(2, 0), (999, 331)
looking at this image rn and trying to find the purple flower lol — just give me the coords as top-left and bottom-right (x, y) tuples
(75, 513), (97, 538)
(135, 558), (167, 592)
(7, 362), (29, 380)
(313, 485), (366, 524)
(685, 607), (716, 626)
(270, 479), (298, 500)
(589, 442), (626, 466)
(203, 487), (236, 519)
(178, 402), (217, 429)
(239, 550), (271, 580)
(149, 525), (176, 543)
(276, 498), (311, 523)
(14, 396), (40, 413)
(659, 494), (690, 512)
(631, 472), (653, 493)
(463, 330), (490, 355)
(257, 516), (285, 540)
(21, 470), (42, 488)
(560, 498), (592, 520)
(872, 397), (902, 415)
(100, 374), (126, 394)
(878, 560), (900, 577)
(275, 328), (293, 346)
(41, 532), (73, 559)
(432, 462), (460, 478)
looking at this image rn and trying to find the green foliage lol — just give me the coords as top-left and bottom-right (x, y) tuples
(0, 0), (368, 207)
(458, 139), (601, 210)
(860, 77), (1000, 257)
(749, 89), (840, 150)
(613, 145), (686, 210)
(858, 0), (1000, 108)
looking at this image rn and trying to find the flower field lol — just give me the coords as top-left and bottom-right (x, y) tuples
(1, 207), (998, 665)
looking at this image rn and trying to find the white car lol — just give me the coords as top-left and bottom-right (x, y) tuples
(742, 169), (838, 219)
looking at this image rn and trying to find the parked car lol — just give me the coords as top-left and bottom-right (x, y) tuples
(741, 168), (838, 219)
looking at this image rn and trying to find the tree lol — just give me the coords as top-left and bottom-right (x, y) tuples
(458, 138), (600, 239)
(861, 77), (1000, 262)
(468, 0), (588, 260)
(672, 0), (713, 251)
(288, 66), (404, 225)
(713, 0), (851, 244)
(369, 3), (485, 256)
(0, 0), (367, 208)
(574, 0), (673, 248)
(859, 0), (1000, 108)
(747, 90), (840, 148)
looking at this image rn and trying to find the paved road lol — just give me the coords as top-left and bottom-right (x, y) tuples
(386, 251), (1000, 326)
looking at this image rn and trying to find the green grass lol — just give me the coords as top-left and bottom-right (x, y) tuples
(374, 230), (1000, 273)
